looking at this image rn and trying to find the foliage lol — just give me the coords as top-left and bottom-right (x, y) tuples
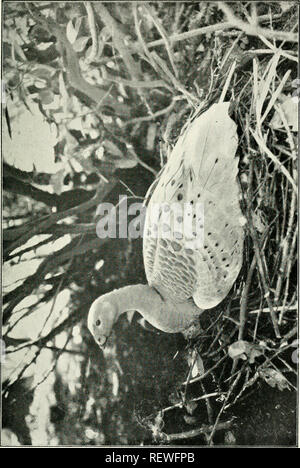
(2, 1), (298, 446)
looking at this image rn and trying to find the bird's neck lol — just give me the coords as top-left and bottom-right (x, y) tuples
(108, 284), (200, 333)
(109, 284), (162, 316)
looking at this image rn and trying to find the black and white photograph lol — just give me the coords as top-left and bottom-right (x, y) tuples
(1, 1), (298, 448)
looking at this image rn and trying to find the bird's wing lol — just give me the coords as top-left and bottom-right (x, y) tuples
(143, 102), (244, 308)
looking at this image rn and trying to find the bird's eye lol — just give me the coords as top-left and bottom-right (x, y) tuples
(96, 319), (101, 326)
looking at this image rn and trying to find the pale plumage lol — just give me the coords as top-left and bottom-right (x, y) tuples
(144, 102), (243, 309)
(88, 102), (244, 347)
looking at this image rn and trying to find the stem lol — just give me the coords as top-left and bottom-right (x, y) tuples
(162, 418), (234, 442)
(238, 256), (257, 340)
(84, 2), (98, 63)
(218, 2), (298, 43)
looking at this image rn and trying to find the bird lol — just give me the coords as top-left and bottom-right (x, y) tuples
(88, 102), (244, 347)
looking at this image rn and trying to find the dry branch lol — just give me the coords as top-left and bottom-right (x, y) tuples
(162, 418), (234, 442)
(4, 177), (117, 257)
(218, 2), (298, 43)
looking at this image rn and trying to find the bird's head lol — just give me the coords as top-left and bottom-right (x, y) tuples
(87, 295), (119, 348)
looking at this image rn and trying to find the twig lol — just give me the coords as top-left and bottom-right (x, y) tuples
(141, 22), (233, 50)
(275, 185), (297, 305)
(201, 382), (214, 425)
(183, 349), (198, 404)
(38, 345), (84, 355)
(91, 12), (294, 62)
(5, 303), (87, 356)
(246, 158), (281, 338)
(274, 103), (297, 160)
(227, 368), (251, 408)
(141, 10), (297, 50)
(132, 3), (161, 75)
(142, 3), (179, 78)
(29, 332), (73, 393)
(84, 2), (98, 63)
(268, 360), (296, 391)
(247, 49), (297, 62)
(251, 131), (297, 194)
(238, 256), (257, 340)
(208, 371), (242, 444)
(162, 418), (234, 442)
(38, 238), (79, 338)
(160, 392), (222, 415)
(220, 33), (243, 71)
(150, 51), (198, 106)
(4, 287), (58, 336)
(258, 340), (297, 370)
(279, 227), (298, 324)
(172, 2), (185, 35)
(141, 11), (296, 51)
(182, 354), (227, 385)
(257, 32), (298, 62)
(278, 356), (297, 376)
(6, 234), (56, 260)
(218, 2), (298, 43)
(219, 59), (236, 103)
(94, 1), (156, 113)
(249, 304), (297, 314)
(4, 177), (117, 257)
(261, 70), (291, 124)
(281, 327), (297, 343)
(44, 223), (95, 235)
(125, 144), (158, 176)
(3, 234), (110, 323)
(124, 98), (178, 125)
(102, 74), (171, 90)
(203, 325), (226, 357)
(94, 3), (141, 82)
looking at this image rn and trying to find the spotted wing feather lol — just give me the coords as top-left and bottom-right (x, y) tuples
(143, 102), (244, 309)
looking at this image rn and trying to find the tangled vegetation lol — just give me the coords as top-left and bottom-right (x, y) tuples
(2, 2), (298, 446)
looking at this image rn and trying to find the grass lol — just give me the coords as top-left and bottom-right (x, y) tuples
(113, 2), (298, 444)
